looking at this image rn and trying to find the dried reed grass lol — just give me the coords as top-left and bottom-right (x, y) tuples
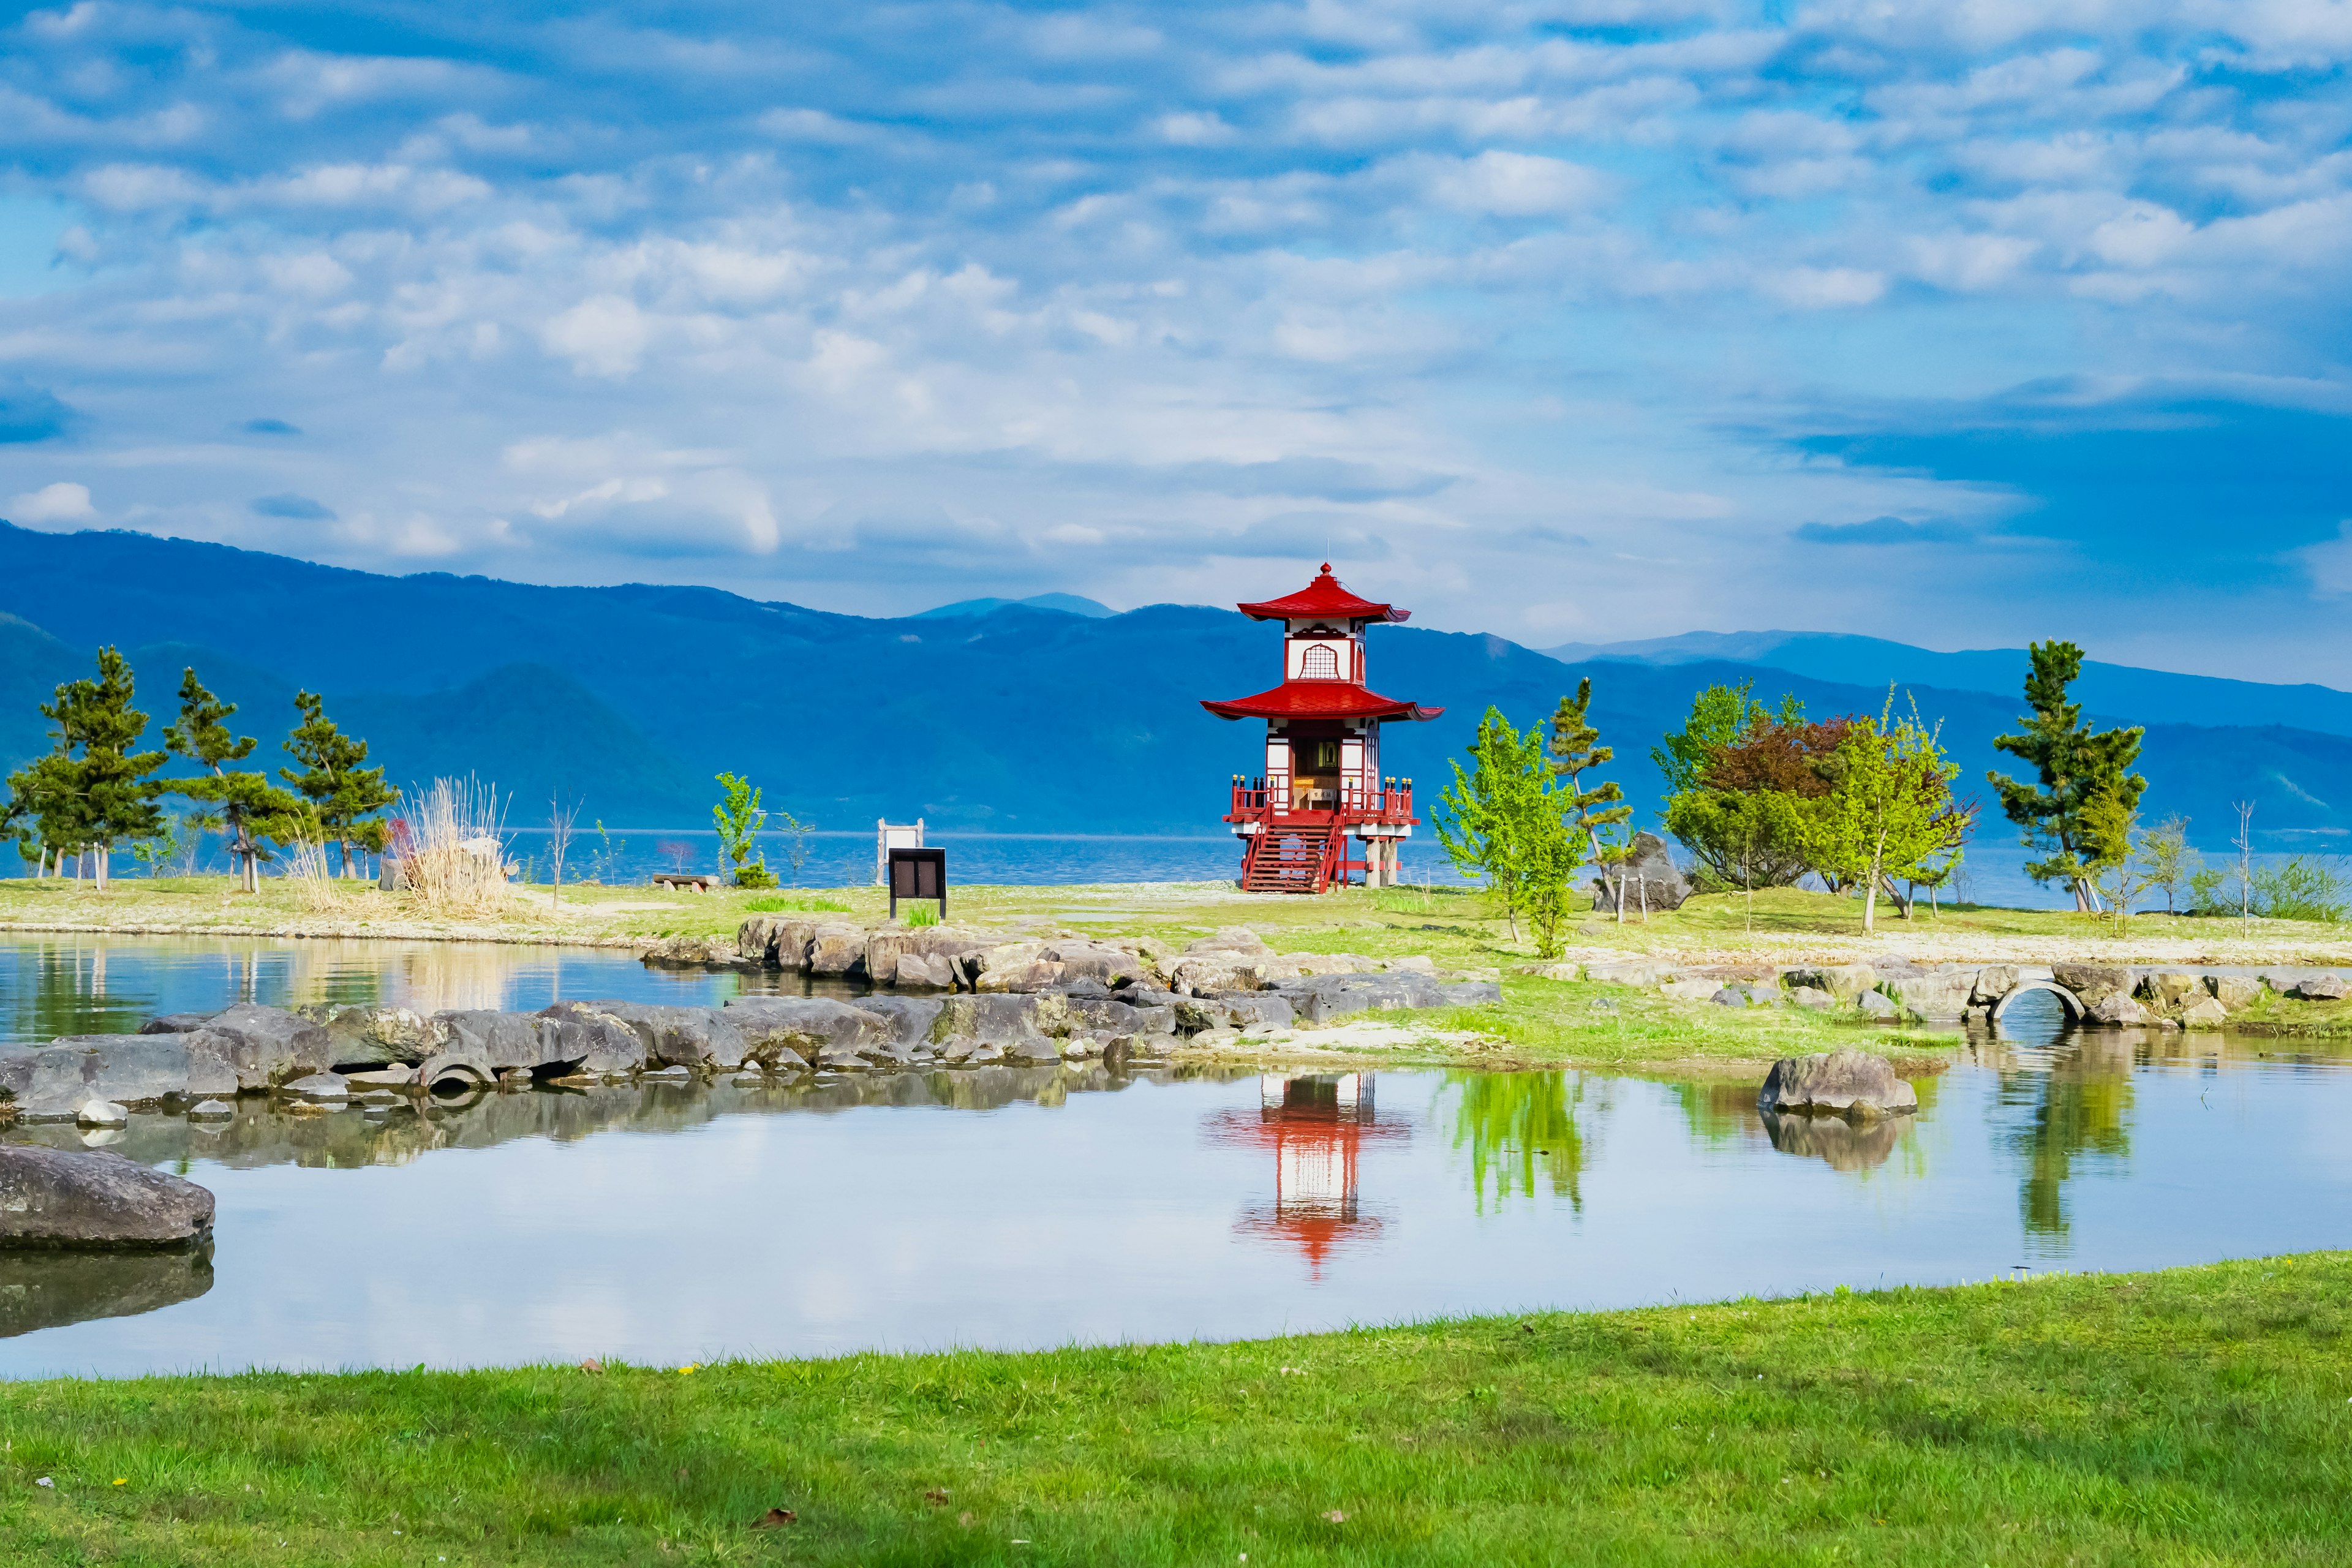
(285, 836), (342, 911)
(396, 777), (512, 919)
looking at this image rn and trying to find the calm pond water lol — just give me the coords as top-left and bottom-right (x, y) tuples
(4, 940), (2351, 1378)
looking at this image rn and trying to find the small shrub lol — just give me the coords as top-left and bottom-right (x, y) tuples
(905, 903), (940, 927)
(733, 863), (777, 889)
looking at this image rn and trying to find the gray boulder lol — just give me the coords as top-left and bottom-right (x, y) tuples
(202, 1003), (336, 1089)
(1970, 965), (2020, 1005)
(536, 1002), (650, 1076)
(0, 1034), (238, 1120)
(1885, 972), (1974, 1022)
(1854, 990), (1898, 1020)
(851, 995), (949, 1051)
(319, 1006), (434, 1067)
(1585, 960), (1673, 987)
(1208, 992), (1296, 1032)
(1788, 985), (1834, 1010)
(2288, 974), (2350, 1001)
(932, 993), (1058, 1047)
(2207, 974), (2263, 1009)
(280, 1072), (352, 1102)
(1756, 1049), (1918, 1118)
(1439, 981), (1502, 1007)
(2052, 964), (2133, 1007)
(2141, 971), (2206, 1009)
(1271, 971), (1444, 1026)
(434, 1010), (572, 1074)
(1067, 996), (1178, 1037)
(723, 996), (889, 1065)
(2087, 992), (2152, 1026)
(1588, 832), (1690, 914)
(805, 924), (868, 979)
(582, 1001), (752, 1070)
(1186, 927), (1271, 957)
(0, 1145), (216, 1250)
(1785, 963), (1876, 1001)
(2179, 996), (2228, 1029)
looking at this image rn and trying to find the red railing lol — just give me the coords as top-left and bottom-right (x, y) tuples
(1227, 776), (1414, 824)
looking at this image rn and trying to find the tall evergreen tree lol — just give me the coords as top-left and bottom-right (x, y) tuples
(166, 668), (304, 894)
(1988, 641), (2145, 911)
(46, 647), (169, 891)
(280, 690), (397, 876)
(1547, 677), (1632, 911)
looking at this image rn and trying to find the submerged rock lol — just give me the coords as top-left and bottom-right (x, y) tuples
(1757, 1049), (1918, 1118)
(0, 1145), (216, 1250)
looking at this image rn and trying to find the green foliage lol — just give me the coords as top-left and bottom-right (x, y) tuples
(710, 771), (769, 886)
(2079, 784), (2147, 929)
(1661, 786), (1816, 892)
(905, 902), (941, 927)
(165, 668), (306, 893)
(1434, 707), (1578, 954)
(1651, 680), (1774, 797)
(1989, 640), (2146, 907)
(1547, 677), (1630, 903)
(2137, 815), (2199, 914)
(1801, 704), (1963, 932)
(279, 690), (396, 872)
(2248, 856), (2349, 923)
(5, 646), (170, 886)
(743, 894), (851, 913)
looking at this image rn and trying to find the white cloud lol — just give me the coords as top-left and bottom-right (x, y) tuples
(1419, 150), (1609, 216)
(6, 481), (95, 523)
(541, 294), (651, 377)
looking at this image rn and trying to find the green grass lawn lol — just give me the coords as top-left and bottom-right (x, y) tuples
(6, 1254), (2347, 1564)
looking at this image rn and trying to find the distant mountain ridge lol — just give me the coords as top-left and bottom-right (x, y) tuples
(1, 521), (2346, 853)
(1544, 630), (2352, 739)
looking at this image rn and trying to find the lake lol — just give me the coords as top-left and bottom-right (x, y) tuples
(4, 938), (2349, 1378)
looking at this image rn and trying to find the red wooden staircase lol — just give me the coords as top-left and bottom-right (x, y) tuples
(1240, 819), (1346, 894)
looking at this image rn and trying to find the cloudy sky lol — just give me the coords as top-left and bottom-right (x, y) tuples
(2, 1), (2349, 679)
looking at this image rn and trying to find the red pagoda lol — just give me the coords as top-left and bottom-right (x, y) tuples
(1202, 564), (1441, 892)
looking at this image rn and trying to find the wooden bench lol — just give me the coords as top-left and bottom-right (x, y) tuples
(652, 872), (717, 894)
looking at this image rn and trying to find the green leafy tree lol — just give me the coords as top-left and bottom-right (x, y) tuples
(1802, 705), (1962, 932)
(1654, 687), (1820, 889)
(2079, 783), (2147, 930)
(2136, 815), (2198, 915)
(1547, 677), (1632, 913)
(9, 647), (169, 891)
(280, 690), (398, 876)
(1989, 641), (2146, 912)
(1435, 707), (1576, 951)
(712, 772), (774, 888)
(165, 668), (304, 894)
(1651, 681), (1771, 797)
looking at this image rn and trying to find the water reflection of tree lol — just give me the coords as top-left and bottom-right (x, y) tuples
(1444, 1071), (1591, 1213)
(2005, 1036), (2134, 1242)
(6, 942), (151, 1044)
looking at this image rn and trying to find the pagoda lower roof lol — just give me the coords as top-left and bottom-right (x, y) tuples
(1200, 680), (1443, 722)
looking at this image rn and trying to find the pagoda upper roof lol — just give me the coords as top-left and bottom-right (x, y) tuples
(1200, 680), (1442, 723)
(1237, 565), (1409, 625)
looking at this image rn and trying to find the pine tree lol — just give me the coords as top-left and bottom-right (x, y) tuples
(280, 690), (398, 875)
(1547, 677), (1632, 913)
(1988, 641), (2145, 911)
(6, 648), (168, 890)
(166, 668), (304, 894)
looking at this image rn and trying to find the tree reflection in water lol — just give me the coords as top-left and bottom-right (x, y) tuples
(1442, 1070), (1592, 1214)
(1996, 991), (2136, 1245)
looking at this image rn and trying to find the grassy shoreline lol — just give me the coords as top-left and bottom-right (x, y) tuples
(6, 1253), (2348, 1564)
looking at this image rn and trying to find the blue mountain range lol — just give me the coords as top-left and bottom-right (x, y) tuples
(1, 521), (2346, 854)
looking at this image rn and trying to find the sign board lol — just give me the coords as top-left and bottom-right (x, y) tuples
(887, 847), (947, 920)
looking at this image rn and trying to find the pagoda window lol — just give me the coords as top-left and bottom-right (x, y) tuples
(1299, 644), (1340, 680)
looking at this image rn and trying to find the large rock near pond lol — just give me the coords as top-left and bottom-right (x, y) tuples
(722, 996), (891, 1065)
(1883, 971), (1975, 1022)
(584, 1001), (750, 1070)
(314, 1005), (434, 1067)
(432, 1010), (575, 1074)
(1270, 971), (1450, 1026)
(1588, 832), (1690, 914)
(536, 1003), (650, 1077)
(1784, 963), (1876, 1001)
(191, 1003), (336, 1089)
(0, 1144), (216, 1249)
(2051, 964), (2133, 1007)
(0, 1034), (239, 1119)
(1757, 1049), (1918, 1118)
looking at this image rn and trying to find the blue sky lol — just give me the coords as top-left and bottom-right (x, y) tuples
(1, 1), (2350, 680)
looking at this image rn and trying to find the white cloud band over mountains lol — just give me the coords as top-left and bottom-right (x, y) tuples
(1, 1), (2349, 678)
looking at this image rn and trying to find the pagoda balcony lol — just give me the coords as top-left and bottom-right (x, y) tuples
(1224, 777), (1415, 831)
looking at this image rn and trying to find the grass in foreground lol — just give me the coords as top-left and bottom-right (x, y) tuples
(6, 1254), (2349, 1565)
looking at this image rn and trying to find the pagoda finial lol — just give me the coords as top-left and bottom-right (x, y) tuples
(1319, 561), (1332, 575)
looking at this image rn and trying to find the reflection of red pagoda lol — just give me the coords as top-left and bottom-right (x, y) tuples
(1205, 1074), (1408, 1278)
(1203, 566), (1442, 892)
